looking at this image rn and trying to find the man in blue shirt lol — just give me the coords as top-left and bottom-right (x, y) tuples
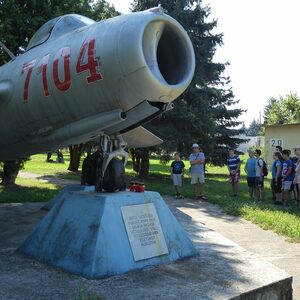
(282, 149), (293, 208)
(189, 143), (205, 200)
(244, 149), (256, 200)
(227, 148), (241, 197)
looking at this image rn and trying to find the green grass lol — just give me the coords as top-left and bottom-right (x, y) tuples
(23, 153), (82, 181)
(145, 154), (250, 176)
(24, 153), (81, 175)
(2, 153), (300, 242)
(0, 177), (60, 203)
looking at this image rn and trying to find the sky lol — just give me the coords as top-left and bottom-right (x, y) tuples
(107, 0), (300, 126)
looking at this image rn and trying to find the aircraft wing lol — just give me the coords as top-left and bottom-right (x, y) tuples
(122, 126), (162, 148)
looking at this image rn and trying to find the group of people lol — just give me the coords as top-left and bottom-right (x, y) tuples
(169, 143), (300, 207)
(270, 146), (300, 207)
(230, 145), (300, 208)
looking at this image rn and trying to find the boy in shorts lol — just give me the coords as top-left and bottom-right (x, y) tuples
(170, 153), (185, 198)
(281, 149), (294, 208)
(227, 148), (241, 197)
(272, 152), (282, 204)
(244, 149), (256, 199)
(254, 149), (264, 201)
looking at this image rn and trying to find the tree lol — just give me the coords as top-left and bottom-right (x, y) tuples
(0, 0), (118, 182)
(131, 0), (244, 172)
(245, 119), (261, 136)
(264, 93), (300, 125)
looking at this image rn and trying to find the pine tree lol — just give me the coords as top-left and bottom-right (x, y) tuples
(245, 119), (261, 136)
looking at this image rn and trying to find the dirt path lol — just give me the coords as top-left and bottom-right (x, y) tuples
(165, 196), (300, 299)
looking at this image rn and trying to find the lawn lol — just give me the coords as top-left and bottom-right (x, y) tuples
(0, 177), (60, 203)
(1, 153), (300, 242)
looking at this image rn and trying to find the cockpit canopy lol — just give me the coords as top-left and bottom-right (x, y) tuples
(26, 14), (95, 51)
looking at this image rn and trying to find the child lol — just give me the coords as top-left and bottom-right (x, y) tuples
(254, 149), (265, 201)
(293, 146), (300, 204)
(281, 149), (294, 208)
(244, 149), (256, 200)
(272, 152), (282, 204)
(227, 148), (241, 197)
(170, 153), (185, 198)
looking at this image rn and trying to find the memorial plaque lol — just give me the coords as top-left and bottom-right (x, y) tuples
(121, 203), (169, 261)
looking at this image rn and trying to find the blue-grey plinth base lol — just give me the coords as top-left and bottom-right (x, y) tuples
(41, 184), (85, 211)
(18, 191), (197, 278)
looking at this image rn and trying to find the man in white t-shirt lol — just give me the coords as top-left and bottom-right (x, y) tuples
(189, 144), (205, 200)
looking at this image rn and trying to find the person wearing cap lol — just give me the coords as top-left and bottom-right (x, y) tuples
(189, 143), (206, 200)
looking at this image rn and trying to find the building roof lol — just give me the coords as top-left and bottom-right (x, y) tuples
(265, 122), (300, 128)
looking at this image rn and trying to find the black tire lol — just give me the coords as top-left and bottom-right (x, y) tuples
(81, 151), (99, 185)
(102, 158), (126, 192)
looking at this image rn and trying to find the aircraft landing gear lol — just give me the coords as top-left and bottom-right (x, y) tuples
(95, 134), (128, 193)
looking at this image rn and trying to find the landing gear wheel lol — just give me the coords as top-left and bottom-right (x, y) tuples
(95, 156), (104, 192)
(102, 158), (127, 192)
(93, 134), (129, 193)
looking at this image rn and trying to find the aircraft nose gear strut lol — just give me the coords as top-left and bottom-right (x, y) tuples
(95, 134), (128, 192)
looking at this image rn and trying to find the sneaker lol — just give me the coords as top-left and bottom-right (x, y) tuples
(178, 195), (184, 199)
(199, 196), (207, 200)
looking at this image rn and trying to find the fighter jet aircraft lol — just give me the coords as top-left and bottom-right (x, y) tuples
(0, 7), (195, 191)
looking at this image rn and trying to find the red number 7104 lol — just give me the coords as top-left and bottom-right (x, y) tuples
(21, 38), (102, 102)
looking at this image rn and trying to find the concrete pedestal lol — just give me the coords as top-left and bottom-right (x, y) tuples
(18, 191), (197, 278)
(41, 184), (84, 211)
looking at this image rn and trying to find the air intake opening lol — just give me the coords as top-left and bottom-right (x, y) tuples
(156, 27), (189, 85)
(143, 18), (195, 88)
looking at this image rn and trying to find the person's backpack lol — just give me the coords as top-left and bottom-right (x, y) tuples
(258, 158), (268, 177)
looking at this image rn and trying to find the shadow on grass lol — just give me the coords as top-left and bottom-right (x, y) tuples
(0, 184), (61, 204)
(39, 172), (81, 182)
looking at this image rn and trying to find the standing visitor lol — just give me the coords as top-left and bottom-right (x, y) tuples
(291, 148), (299, 201)
(227, 148), (241, 197)
(294, 146), (300, 204)
(244, 149), (256, 200)
(271, 152), (282, 204)
(170, 153), (185, 199)
(254, 149), (264, 201)
(281, 149), (294, 208)
(189, 144), (205, 200)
